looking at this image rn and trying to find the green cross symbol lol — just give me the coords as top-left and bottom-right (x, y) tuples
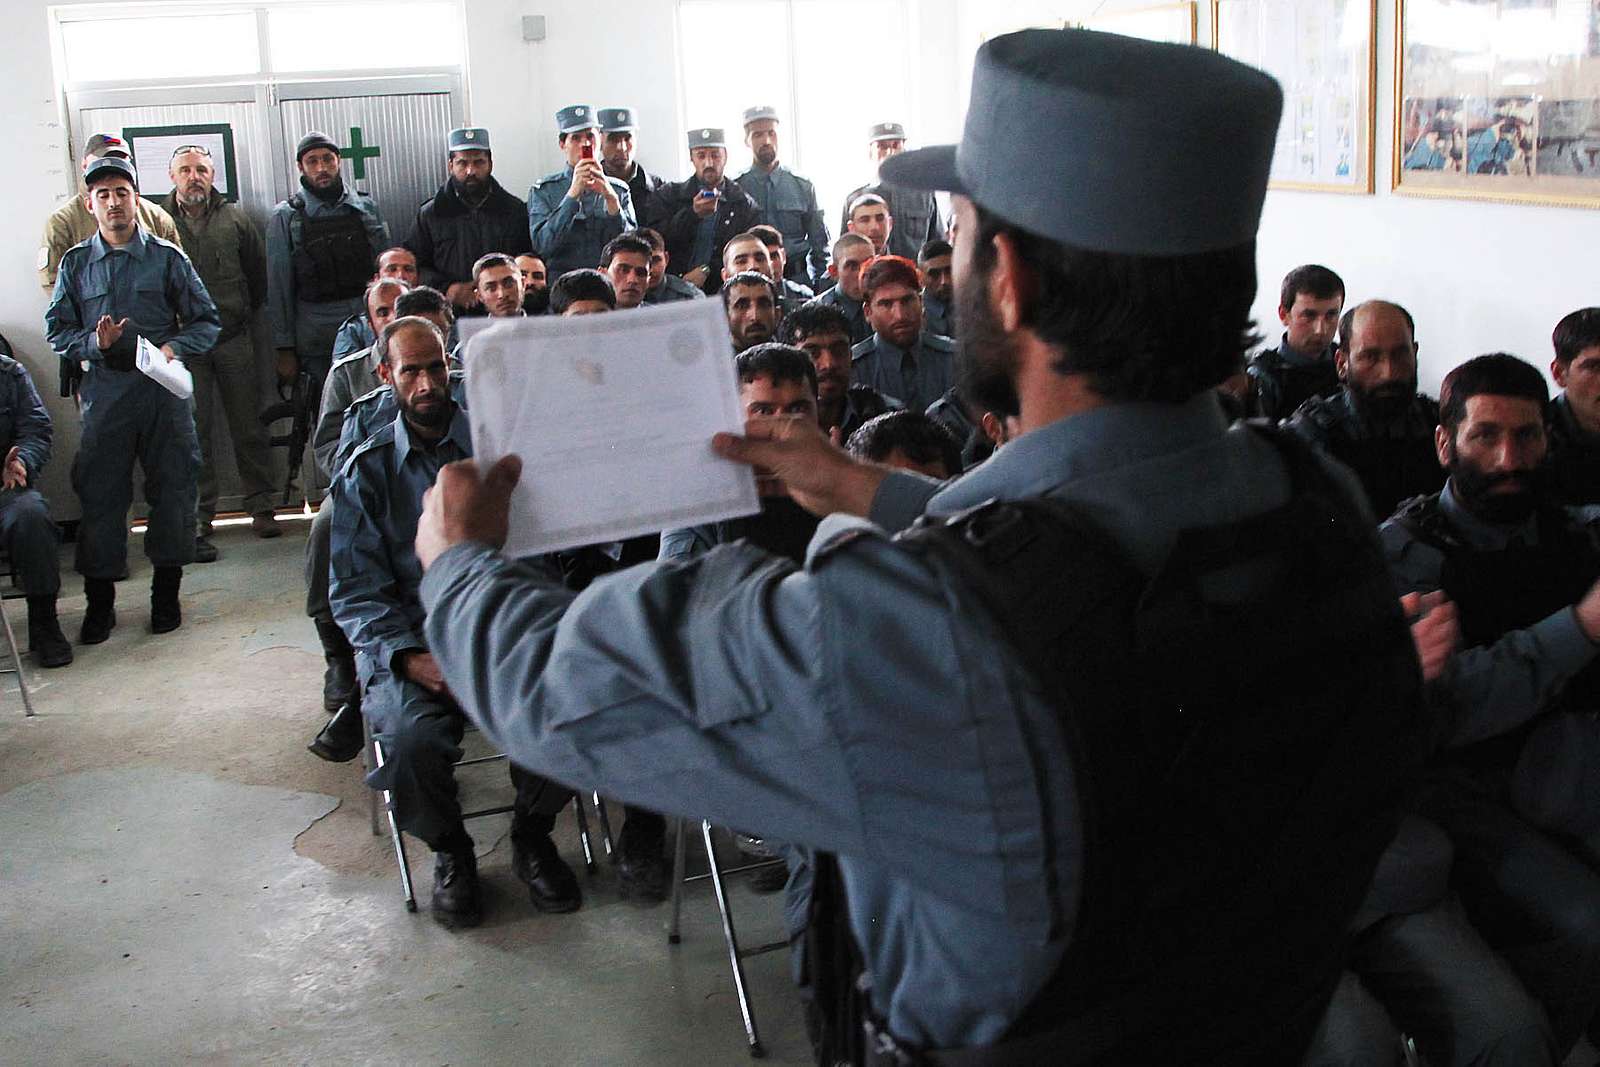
(339, 126), (381, 180)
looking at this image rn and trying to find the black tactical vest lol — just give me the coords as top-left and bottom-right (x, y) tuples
(810, 427), (1429, 1066)
(289, 193), (375, 304)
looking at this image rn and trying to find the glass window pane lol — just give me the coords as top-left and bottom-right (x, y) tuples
(60, 14), (259, 83)
(678, 0), (793, 170)
(267, 3), (463, 73)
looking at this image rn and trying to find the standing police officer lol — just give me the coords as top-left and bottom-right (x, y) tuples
(598, 107), (662, 224)
(268, 131), (389, 389)
(839, 121), (944, 261)
(413, 30), (1430, 1064)
(46, 156), (219, 641)
(39, 133), (182, 294)
(736, 106), (829, 287)
(646, 127), (761, 296)
(406, 127), (532, 316)
(527, 106), (635, 282)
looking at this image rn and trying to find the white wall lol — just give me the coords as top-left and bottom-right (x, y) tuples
(3, 0), (1597, 521)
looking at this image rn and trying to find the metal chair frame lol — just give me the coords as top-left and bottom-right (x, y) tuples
(0, 555), (34, 717)
(667, 817), (788, 1058)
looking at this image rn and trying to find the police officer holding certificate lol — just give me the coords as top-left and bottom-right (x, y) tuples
(411, 30), (1430, 1064)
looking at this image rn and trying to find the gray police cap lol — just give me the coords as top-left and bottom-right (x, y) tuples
(688, 127), (727, 150)
(598, 108), (636, 132)
(868, 122), (906, 142)
(879, 29), (1283, 256)
(84, 155), (137, 189)
(556, 105), (598, 135)
(448, 126), (490, 152)
(743, 105), (779, 127)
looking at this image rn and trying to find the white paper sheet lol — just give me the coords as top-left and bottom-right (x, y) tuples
(136, 336), (194, 400)
(463, 300), (759, 556)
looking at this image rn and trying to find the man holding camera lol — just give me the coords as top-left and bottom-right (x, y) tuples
(527, 106), (635, 282)
(646, 127), (760, 296)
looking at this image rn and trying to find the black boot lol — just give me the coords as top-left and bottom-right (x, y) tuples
(150, 566), (182, 634)
(307, 700), (364, 763)
(511, 825), (582, 913)
(79, 578), (116, 645)
(431, 832), (482, 929)
(313, 616), (358, 713)
(616, 809), (668, 903)
(26, 595), (73, 668)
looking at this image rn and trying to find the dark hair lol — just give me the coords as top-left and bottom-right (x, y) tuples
(748, 224), (784, 249)
(394, 285), (452, 322)
(1278, 264), (1345, 312)
(1439, 353), (1549, 434)
(1337, 300), (1417, 352)
(735, 343), (817, 394)
(472, 252), (518, 283)
(846, 410), (962, 475)
(970, 203), (1259, 402)
(778, 303), (852, 345)
(375, 316), (445, 366)
(377, 245), (416, 265)
(833, 232), (873, 259)
(1552, 308), (1600, 366)
(636, 227), (666, 253)
(600, 233), (653, 268)
(860, 255), (921, 302)
(918, 239), (953, 261)
(364, 277), (409, 305)
(721, 270), (778, 310)
(549, 269), (616, 314)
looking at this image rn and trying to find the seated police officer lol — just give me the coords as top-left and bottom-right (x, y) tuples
(845, 410), (963, 480)
(803, 233), (873, 344)
(267, 132), (389, 391)
(636, 228), (704, 306)
(1287, 300), (1445, 520)
(46, 155), (219, 641)
(0, 350), (71, 667)
(850, 255), (955, 413)
(407, 127), (532, 316)
(599, 234), (653, 311)
(722, 271), (779, 353)
(527, 106), (635, 282)
(308, 286), (455, 763)
(918, 239), (955, 339)
(777, 303), (897, 442)
(749, 224), (815, 318)
(329, 317), (576, 927)
(412, 30), (1430, 1063)
(1546, 307), (1600, 505)
(1382, 353), (1600, 1056)
(547, 269), (615, 316)
(514, 254), (550, 315)
(1248, 264), (1345, 420)
(331, 248), (420, 363)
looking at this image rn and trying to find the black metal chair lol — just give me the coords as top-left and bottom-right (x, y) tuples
(0, 553), (34, 717)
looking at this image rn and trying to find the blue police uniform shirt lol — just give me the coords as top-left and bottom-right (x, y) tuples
(526, 167), (636, 280)
(329, 403), (473, 679)
(45, 227), (222, 412)
(644, 273), (707, 304)
(331, 373), (468, 482)
(807, 285), (870, 345)
(736, 164), (830, 280)
(0, 356), (52, 484)
(417, 390), (1327, 1048)
(850, 330), (955, 414)
(330, 314), (377, 365)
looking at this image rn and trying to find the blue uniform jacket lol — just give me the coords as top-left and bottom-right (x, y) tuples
(736, 163), (830, 283)
(45, 228), (221, 413)
(0, 356), (52, 485)
(806, 285), (869, 345)
(525, 167), (635, 280)
(850, 329), (956, 414)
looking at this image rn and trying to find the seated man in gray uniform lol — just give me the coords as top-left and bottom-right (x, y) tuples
(918, 239), (955, 339)
(849, 254), (954, 413)
(412, 31), (1437, 1064)
(637, 228), (705, 305)
(778, 303), (897, 442)
(330, 248), (419, 363)
(0, 342), (71, 667)
(46, 155), (218, 641)
(804, 233), (873, 345)
(526, 105), (635, 282)
(329, 317), (576, 927)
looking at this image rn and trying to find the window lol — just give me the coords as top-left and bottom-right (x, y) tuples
(58, 12), (260, 83)
(266, 3), (463, 73)
(676, 0), (914, 243)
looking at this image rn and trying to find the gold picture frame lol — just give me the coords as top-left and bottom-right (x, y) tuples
(1213, 0), (1378, 194)
(1393, 0), (1600, 209)
(1073, 2), (1200, 46)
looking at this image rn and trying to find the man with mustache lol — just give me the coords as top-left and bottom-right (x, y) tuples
(407, 127), (532, 316)
(723, 270), (779, 353)
(918, 239), (956, 339)
(850, 254), (954, 414)
(163, 144), (279, 558)
(598, 107), (663, 224)
(777, 303), (896, 442)
(527, 106), (636, 285)
(1287, 299), (1445, 519)
(1546, 308), (1600, 505)
(736, 106), (829, 288)
(646, 126), (760, 295)
(328, 317), (577, 927)
(1247, 264), (1345, 420)
(1381, 353), (1600, 1057)
(838, 121), (944, 261)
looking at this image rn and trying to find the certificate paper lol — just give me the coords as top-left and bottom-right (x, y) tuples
(463, 300), (759, 557)
(136, 336), (194, 400)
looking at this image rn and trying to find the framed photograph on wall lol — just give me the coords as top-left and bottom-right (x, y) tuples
(1214, 0), (1377, 193)
(1395, 0), (1600, 207)
(1076, 3), (1200, 45)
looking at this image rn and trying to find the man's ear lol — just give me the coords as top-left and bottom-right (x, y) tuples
(987, 231), (1035, 333)
(1552, 357), (1570, 389)
(1434, 424), (1452, 469)
(1277, 305), (1291, 328)
(376, 360), (393, 385)
(1335, 347), (1350, 382)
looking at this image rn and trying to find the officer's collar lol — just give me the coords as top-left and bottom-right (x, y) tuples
(392, 401), (470, 468)
(1439, 478), (1539, 551)
(88, 225), (148, 262)
(1554, 393), (1600, 447)
(930, 390), (1231, 516)
(871, 331), (919, 359)
(1277, 333), (1330, 369)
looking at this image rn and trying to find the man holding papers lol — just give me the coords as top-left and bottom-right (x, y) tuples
(45, 154), (218, 641)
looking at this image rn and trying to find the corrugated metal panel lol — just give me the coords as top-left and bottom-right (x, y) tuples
(278, 91), (454, 246)
(78, 100), (277, 230)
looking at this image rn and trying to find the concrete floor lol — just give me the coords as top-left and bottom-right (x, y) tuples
(0, 520), (808, 1066)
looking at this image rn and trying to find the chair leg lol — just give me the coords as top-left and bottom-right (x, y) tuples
(371, 737), (418, 912)
(573, 793), (596, 872)
(363, 715), (380, 837)
(0, 599), (34, 718)
(702, 819), (764, 1057)
(594, 791), (616, 858)
(668, 816), (688, 944)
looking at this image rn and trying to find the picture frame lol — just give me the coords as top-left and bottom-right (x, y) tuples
(122, 122), (240, 203)
(1075, 3), (1200, 46)
(1394, 0), (1600, 208)
(1213, 0), (1378, 194)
